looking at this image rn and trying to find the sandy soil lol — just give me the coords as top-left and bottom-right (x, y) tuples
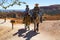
(0, 19), (60, 40)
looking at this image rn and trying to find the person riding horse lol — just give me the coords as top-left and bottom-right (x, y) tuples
(31, 4), (43, 32)
(23, 4), (43, 32)
(23, 5), (31, 30)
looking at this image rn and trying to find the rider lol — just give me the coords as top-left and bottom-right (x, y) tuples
(32, 4), (43, 32)
(24, 5), (30, 30)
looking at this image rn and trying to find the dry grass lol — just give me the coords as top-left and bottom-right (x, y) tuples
(43, 14), (60, 20)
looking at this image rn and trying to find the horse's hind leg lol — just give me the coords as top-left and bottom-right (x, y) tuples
(25, 24), (27, 30)
(34, 27), (36, 32)
(36, 23), (39, 32)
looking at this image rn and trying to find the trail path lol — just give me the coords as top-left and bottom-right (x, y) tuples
(0, 19), (60, 40)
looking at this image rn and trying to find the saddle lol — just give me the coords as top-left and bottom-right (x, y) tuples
(32, 13), (38, 20)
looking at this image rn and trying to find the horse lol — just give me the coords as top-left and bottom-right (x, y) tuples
(23, 12), (43, 32)
(31, 13), (40, 32)
(23, 13), (31, 30)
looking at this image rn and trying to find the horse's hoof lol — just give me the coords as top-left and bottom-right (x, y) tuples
(33, 30), (36, 32)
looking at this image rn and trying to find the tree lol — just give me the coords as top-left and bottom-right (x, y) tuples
(0, 0), (26, 9)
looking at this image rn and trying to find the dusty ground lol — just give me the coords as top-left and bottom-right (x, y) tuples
(0, 19), (60, 40)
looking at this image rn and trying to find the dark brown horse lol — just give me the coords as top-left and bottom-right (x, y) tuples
(31, 13), (40, 32)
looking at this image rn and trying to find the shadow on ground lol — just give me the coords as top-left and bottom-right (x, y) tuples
(23, 30), (39, 40)
(13, 29), (39, 40)
(13, 28), (27, 37)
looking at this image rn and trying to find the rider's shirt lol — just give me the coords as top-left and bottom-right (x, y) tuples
(32, 7), (40, 20)
(33, 7), (40, 14)
(30, 7), (43, 17)
(25, 7), (29, 13)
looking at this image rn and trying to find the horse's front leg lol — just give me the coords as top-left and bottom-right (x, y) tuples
(36, 23), (39, 32)
(27, 25), (30, 31)
(25, 24), (27, 30)
(34, 21), (36, 32)
(25, 24), (30, 31)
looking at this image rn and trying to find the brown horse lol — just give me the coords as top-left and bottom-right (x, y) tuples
(23, 13), (42, 32)
(23, 13), (31, 30)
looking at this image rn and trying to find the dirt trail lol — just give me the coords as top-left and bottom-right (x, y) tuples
(0, 19), (60, 40)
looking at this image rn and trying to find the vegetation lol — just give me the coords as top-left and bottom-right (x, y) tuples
(0, 0), (26, 9)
